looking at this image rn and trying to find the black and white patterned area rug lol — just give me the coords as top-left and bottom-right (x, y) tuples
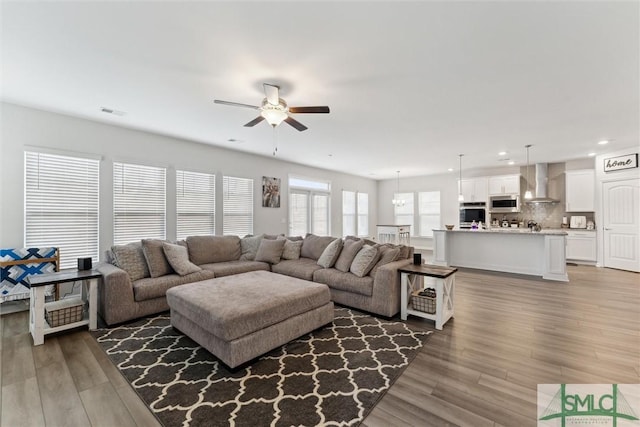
(92, 307), (431, 427)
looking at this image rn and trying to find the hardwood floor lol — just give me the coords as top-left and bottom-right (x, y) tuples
(1, 264), (638, 426)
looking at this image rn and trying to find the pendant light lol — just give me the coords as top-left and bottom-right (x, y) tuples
(458, 154), (464, 202)
(524, 144), (533, 199)
(391, 171), (405, 207)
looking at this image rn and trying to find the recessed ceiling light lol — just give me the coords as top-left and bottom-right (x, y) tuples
(598, 140), (609, 145)
(508, 161), (515, 165)
(447, 168), (453, 172)
(498, 151), (507, 156)
(588, 152), (596, 157)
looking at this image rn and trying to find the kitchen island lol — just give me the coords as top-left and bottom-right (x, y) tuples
(433, 228), (568, 281)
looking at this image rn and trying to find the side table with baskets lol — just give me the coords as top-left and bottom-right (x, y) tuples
(399, 264), (457, 330)
(26, 269), (102, 346)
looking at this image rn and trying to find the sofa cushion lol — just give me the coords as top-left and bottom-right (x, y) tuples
(132, 269), (216, 302)
(334, 239), (364, 273)
(186, 235), (241, 265)
(300, 234), (336, 261)
(163, 242), (202, 276)
(111, 242), (150, 281)
(239, 234), (264, 261)
(282, 239), (303, 260)
(350, 245), (380, 277)
(271, 257), (323, 281)
(313, 268), (374, 297)
(141, 239), (173, 278)
(317, 238), (342, 268)
(255, 239), (286, 264)
(200, 260), (270, 277)
(369, 246), (401, 277)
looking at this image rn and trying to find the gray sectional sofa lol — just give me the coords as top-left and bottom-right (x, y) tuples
(96, 233), (413, 326)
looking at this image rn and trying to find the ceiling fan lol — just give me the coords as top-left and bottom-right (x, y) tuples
(214, 83), (330, 132)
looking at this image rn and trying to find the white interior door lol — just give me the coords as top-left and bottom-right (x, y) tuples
(603, 179), (640, 272)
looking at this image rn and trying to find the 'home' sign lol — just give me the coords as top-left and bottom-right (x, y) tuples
(604, 153), (638, 172)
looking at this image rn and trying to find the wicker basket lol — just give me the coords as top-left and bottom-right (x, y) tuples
(411, 289), (436, 314)
(45, 296), (84, 327)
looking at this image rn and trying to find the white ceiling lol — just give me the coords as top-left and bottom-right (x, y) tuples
(2, 1), (638, 179)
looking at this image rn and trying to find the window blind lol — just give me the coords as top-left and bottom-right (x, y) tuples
(176, 170), (215, 239)
(113, 162), (166, 245)
(393, 192), (415, 236)
(25, 151), (99, 269)
(357, 192), (369, 237)
(223, 175), (253, 236)
(418, 191), (441, 237)
(312, 193), (329, 236)
(289, 191), (309, 236)
(342, 191), (356, 237)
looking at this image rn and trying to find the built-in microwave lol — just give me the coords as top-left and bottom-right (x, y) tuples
(459, 202), (486, 228)
(490, 195), (520, 213)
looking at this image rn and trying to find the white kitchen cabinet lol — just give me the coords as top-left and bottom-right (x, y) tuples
(566, 230), (596, 262)
(459, 177), (488, 203)
(489, 174), (521, 195)
(565, 169), (595, 212)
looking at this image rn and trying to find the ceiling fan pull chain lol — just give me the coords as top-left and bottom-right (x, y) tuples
(272, 126), (278, 156)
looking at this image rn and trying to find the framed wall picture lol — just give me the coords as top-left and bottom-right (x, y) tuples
(262, 176), (281, 208)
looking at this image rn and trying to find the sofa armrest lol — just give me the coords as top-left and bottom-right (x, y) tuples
(370, 258), (412, 317)
(95, 262), (136, 325)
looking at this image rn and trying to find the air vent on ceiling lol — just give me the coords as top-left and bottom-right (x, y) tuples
(100, 107), (126, 116)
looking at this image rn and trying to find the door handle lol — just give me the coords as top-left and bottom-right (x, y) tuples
(604, 228), (612, 231)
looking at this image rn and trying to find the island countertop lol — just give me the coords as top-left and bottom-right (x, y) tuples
(432, 229), (568, 281)
(436, 228), (568, 236)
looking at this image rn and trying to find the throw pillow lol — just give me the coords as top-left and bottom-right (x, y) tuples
(369, 247), (401, 277)
(141, 239), (174, 278)
(334, 239), (364, 272)
(300, 234), (336, 260)
(350, 245), (380, 278)
(240, 234), (264, 261)
(111, 242), (150, 281)
(255, 239), (286, 264)
(162, 242), (201, 276)
(397, 245), (410, 259)
(282, 239), (303, 260)
(316, 238), (343, 268)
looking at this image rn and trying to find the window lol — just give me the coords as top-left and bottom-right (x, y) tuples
(357, 192), (369, 237)
(223, 176), (253, 236)
(289, 176), (331, 236)
(342, 191), (356, 237)
(343, 191), (368, 237)
(25, 151), (99, 269)
(418, 191), (441, 237)
(176, 170), (215, 239)
(113, 162), (166, 245)
(393, 192), (414, 236)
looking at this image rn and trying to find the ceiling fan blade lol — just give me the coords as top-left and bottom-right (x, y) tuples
(263, 83), (280, 105)
(284, 116), (308, 132)
(288, 106), (330, 114)
(214, 99), (260, 110)
(244, 116), (265, 127)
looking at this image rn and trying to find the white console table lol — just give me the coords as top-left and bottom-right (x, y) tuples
(27, 269), (101, 345)
(377, 224), (411, 245)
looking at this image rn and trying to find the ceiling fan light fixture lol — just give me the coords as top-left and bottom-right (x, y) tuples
(261, 108), (288, 127)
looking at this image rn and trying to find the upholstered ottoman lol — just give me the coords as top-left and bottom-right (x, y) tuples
(166, 270), (334, 369)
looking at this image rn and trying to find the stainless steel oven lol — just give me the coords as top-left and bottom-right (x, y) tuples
(459, 202), (486, 228)
(490, 195), (520, 213)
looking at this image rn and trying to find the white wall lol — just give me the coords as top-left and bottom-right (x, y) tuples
(0, 103), (378, 259)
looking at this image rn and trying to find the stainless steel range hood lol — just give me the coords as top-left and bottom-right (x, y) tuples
(526, 163), (559, 204)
